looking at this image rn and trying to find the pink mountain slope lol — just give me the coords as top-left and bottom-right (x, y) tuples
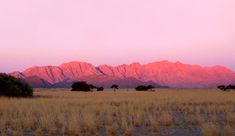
(9, 61), (235, 88)
(23, 76), (51, 88)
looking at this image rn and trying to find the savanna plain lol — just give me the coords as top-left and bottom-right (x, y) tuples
(0, 89), (234, 136)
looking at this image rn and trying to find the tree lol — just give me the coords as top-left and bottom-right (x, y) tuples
(225, 85), (235, 91)
(217, 85), (235, 91)
(0, 73), (33, 97)
(89, 84), (97, 89)
(71, 81), (91, 92)
(111, 84), (119, 91)
(135, 85), (155, 91)
(97, 87), (104, 91)
(147, 85), (155, 91)
(217, 85), (226, 91)
(135, 85), (148, 91)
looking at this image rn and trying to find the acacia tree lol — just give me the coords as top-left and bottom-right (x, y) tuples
(135, 85), (155, 91)
(71, 81), (91, 92)
(0, 73), (33, 97)
(89, 84), (97, 90)
(135, 85), (148, 91)
(217, 85), (235, 91)
(217, 85), (226, 91)
(97, 87), (104, 91)
(147, 85), (155, 91)
(111, 84), (119, 91)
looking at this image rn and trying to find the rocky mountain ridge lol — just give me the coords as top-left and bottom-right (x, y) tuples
(9, 61), (235, 88)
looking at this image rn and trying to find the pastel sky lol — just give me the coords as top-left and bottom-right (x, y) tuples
(0, 0), (235, 72)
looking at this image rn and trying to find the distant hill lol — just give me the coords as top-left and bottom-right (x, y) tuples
(9, 61), (235, 88)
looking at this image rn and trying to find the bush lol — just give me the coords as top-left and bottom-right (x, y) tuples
(0, 73), (33, 97)
(217, 85), (226, 91)
(71, 81), (92, 92)
(97, 87), (104, 91)
(218, 85), (235, 91)
(135, 85), (155, 91)
(89, 84), (97, 89)
(135, 85), (148, 91)
(111, 84), (119, 91)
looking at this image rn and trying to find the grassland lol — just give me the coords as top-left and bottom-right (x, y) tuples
(0, 89), (234, 136)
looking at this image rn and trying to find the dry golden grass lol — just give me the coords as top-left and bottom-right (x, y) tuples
(124, 126), (133, 136)
(106, 122), (119, 136)
(0, 88), (234, 136)
(225, 124), (233, 136)
(160, 112), (173, 126)
(150, 117), (158, 133)
(226, 112), (235, 126)
(201, 123), (220, 136)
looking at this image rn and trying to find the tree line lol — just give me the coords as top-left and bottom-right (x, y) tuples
(1, 73), (235, 97)
(217, 85), (235, 91)
(71, 81), (156, 92)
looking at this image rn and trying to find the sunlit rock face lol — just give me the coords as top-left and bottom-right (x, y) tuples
(9, 61), (235, 88)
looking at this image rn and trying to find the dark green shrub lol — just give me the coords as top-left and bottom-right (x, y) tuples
(71, 81), (91, 92)
(89, 84), (97, 89)
(0, 73), (33, 97)
(147, 85), (155, 90)
(135, 85), (155, 91)
(97, 87), (104, 91)
(111, 84), (119, 91)
(135, 85), (148, 91)
(217, 85), (226, 91)
(218, 85), (235, 91)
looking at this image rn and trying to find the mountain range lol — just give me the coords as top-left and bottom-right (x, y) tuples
(9, 61), (235, 88)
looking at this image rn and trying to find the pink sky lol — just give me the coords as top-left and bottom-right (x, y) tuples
(0, 0), (235, 72)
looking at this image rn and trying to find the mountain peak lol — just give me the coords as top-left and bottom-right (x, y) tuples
(9, 60), (235, 88)
(59, 61), (93, 67)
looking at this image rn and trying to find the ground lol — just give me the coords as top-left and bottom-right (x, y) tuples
(0, 89), (234, 136)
